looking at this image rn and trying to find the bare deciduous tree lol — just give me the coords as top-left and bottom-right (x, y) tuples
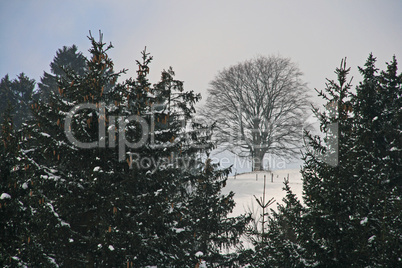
(202, 55), (310, 171)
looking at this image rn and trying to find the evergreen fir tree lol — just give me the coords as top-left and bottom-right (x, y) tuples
(301, 59), (356, 266)
(0, 104), (24, 266)
(22, 32), (127, 267)
(102, 43), (249, 267)
(299, 56), (401, 266)
(0, 104), (57, 267)
(36, 44), (87, 102)
(348, 54), (402, 265)
(21, 32), (248, 267)
(10, 73), (36, 128)
(0, 73), (35, 128)
(245, 55), (401, 267)
(0, 76), (16, 120)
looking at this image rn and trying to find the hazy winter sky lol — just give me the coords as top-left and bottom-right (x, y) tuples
(1, 0), (401, 108)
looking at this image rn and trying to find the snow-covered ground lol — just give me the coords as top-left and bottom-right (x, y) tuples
(221, 169), (304, 218)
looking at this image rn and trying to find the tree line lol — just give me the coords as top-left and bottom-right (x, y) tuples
(1, 32), (401, 267)
(0, 33), (249, 267)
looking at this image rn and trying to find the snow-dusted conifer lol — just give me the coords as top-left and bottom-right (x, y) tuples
(20, 33), (248, 267)
(246, 55), (401, 267)
(0, 105), (58, 267)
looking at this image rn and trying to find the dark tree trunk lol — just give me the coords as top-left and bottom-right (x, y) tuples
(253, 149), (265, 171)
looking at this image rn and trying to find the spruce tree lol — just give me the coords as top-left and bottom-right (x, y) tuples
(301, 59), (356, 266)
(0, 73), (35, 128)
(22, 33), (127, 267)
(0, 104), (57, 267)
(300, 56), (401, 266)
(0, 104), (26, 266)
(21, 33), (248, 267)
(246, 55), (401, 267)
(36, 44), (87, 102)
(0, 76), (16, 121)
(348, 54), (402, 265)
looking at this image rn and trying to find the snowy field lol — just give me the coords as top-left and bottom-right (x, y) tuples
(221, 169), (304, 218)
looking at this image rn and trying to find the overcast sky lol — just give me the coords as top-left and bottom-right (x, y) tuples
(1, 0), (401, 108)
